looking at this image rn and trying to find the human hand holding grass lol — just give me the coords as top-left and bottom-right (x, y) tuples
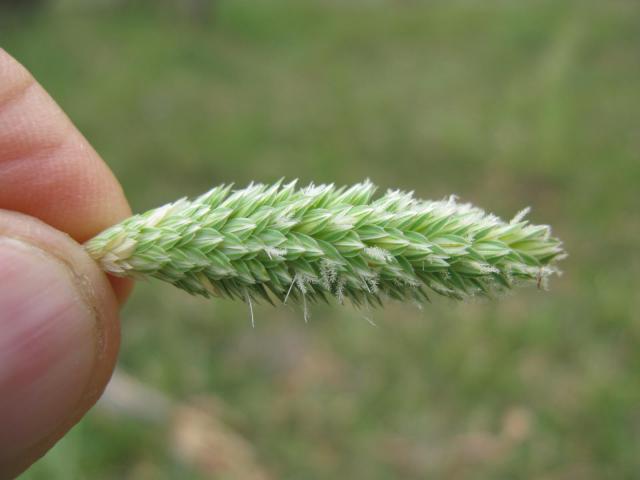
(0, 48), (564, 478)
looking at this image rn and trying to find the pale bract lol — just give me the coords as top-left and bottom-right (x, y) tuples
(85, 180), (566, 307)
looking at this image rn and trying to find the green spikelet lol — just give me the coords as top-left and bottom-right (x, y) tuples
(85, 180), (565, 306)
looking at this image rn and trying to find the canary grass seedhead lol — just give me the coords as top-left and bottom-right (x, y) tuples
(85, 180), (565, 307)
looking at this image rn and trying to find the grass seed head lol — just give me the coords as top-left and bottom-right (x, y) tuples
(85, 180), (566, 307)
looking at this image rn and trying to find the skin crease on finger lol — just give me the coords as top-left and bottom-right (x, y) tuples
(0, 49), (134, 476)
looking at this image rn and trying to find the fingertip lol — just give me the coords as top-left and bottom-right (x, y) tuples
(0, 210), (120, 477)
(0, 48), (132, 242)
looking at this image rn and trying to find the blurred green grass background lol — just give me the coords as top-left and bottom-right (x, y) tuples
(2, 0), (640, 478)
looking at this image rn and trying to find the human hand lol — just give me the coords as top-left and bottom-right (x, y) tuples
(0, 49), (133, 478)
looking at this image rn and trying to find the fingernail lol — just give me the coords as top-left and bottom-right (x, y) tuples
(0, 237), (97, 463)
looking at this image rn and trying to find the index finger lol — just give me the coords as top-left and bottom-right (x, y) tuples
(0, 49), (132, 301)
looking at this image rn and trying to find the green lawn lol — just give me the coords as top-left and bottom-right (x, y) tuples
(2, 0), (639, 478)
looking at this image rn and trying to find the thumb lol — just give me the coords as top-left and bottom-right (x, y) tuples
(0, 210), (121, 479)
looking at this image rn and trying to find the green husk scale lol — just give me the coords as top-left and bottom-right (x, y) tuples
(85, 180), (565, 307)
